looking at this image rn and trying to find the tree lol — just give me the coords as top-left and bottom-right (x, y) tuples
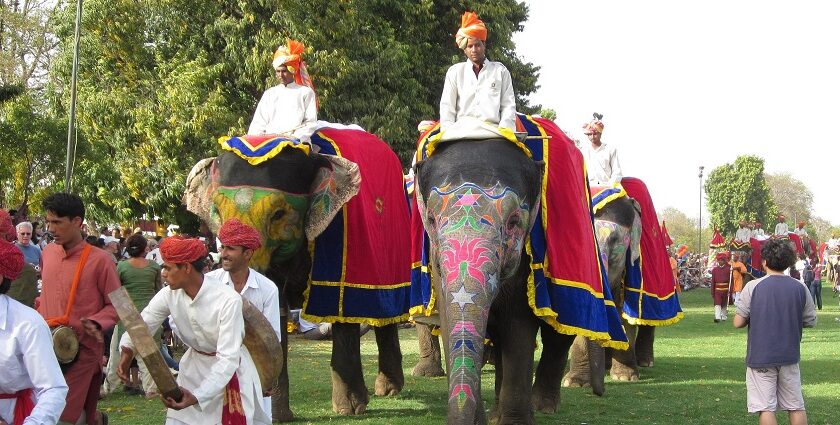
(765, 172), (813, 225)
(704, 155), (775, 237)
(49, 0), (540, 224)
(0, 0), (60, 92)
(808, 216), (836, 244)
(538, 107), (556, 121)
(0, 94), (67, 215)
(659, 207), (713, 253)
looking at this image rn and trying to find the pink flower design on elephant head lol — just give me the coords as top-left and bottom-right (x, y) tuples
(442, 237), (492, 286)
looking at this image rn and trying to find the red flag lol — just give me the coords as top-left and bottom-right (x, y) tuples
(661, 220), (673, 247)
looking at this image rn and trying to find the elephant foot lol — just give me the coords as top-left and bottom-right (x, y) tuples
(610, 364), (640, 382)
(411, 359), (445, 377)
(331, 370), (368, 415)
(271, 409), (294, 423)
(561, 372), (591, 388)
(374, 371), (403, 396)
(531, 390), (559, 414)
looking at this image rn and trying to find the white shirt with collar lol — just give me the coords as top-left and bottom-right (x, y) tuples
(582, 142), (623, 186)
(774, 222), (789, 236)
(205, 268), (281, 343)
(248, 82), (317, 138)
(793, 227), (808, 238)
(0, 294), (68, 425)
(734, 227), (752, 243)
(439, 58), (517, 131)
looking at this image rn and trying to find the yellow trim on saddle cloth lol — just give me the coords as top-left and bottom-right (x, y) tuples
(218, 135), (311, 165)
(625, 312), (685, 327)
(423, 123), (530, 159)
(590, 183), (627, 214)
(300, 312), (411, 328)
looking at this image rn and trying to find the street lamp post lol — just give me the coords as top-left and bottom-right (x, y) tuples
(698, 166), (704, 254)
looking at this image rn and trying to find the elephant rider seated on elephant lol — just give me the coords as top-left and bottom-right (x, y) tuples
(439, 11), (517, 132)
(581, 113), (623, 187)
(248, 39), (317, 139)
(774, 215), (789, 237)
(735, 220), (752, 243)
(794, 221), (808, 239)
(753, 221), (768, 240)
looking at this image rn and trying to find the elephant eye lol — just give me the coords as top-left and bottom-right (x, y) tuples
(506, 213), (522, 230)
(272, 209), (286, 221)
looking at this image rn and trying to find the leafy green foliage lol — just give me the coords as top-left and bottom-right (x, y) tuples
(659, 207), (713, 253)
(49, 0), (538, 224)
(704, 156), (775, 236)
(765, 172), (813, 226)
(0, 94), (67, 214)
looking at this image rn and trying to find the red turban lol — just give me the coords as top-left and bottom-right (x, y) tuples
(159, 236), (208, 264)
(0, 240), (24, 281)
(715, 252), (730, 261)
(218, 219), (262, 251)
(456, 11), (487, 49)
(0, 209), (14, 242)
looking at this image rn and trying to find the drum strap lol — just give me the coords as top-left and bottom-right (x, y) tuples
(46, 244), (92, 328)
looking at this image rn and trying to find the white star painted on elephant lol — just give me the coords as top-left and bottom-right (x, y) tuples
(451, 286), (477, 310)
(487, 273), (498, 292)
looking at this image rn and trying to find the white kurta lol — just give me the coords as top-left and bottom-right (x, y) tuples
(205, 268), (281, 422)
(793, 227), (808, 238)
(248, 83), (317, 138)
(0, 295), (68, 425)
(121, 276), (269, 425)
(774, 222), (789, 236)
(581, 142), (623, 186)
(734, 227), (752, 243)
(439, 59), (516, 131)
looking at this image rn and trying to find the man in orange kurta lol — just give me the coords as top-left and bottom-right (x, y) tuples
(730, 253), (748, 303)
(38, 193), (120, 425)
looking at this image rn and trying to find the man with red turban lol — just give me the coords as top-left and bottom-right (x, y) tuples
(248, 39), (317, 138)
(0, 240), (69, 425)
(440, 11), (516, 132)
(118, 236), (269, 424)
(774, 215), (789, 237)
(711, 251), (733, 323)
(581, 112), (623, 186)
(207, 219), (281, 422)
(793, 221), (808, 239)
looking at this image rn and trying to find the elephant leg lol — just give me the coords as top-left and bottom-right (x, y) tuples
(532, 323), (574, 413)
(562, 336), (591, 388)
(373, 324), (404, 396)
(411, 323), (445, 377)
(610, 323), (639, 381)
(493, 314), (539, 425)
(271, 314), (294, 422)
(635, 325), (655, 367)
(330, 323), (368, 415)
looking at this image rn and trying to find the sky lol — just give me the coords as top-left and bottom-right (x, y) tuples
(512, 0), (840, 225)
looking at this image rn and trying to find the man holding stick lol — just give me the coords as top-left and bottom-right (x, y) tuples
(118, 237), (269, 424)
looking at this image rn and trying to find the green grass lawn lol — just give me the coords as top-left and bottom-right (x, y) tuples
(100, 284), (840, 424)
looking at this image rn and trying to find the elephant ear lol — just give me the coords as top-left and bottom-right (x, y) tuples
(183, 157), (219, 230)
(304, 154), (361, 240)
(629, 198), (643, 264)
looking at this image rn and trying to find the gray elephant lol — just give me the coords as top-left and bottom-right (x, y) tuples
(410, 117), (627, 424)
(184, 130), (410, 420)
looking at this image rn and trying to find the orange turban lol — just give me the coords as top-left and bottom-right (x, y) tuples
(583, 113), (605, 135)
(456, 11), (487, 49)
(218, 219), (262, 251)
(0, 209), (14, 242)
(273, 39), (305, 74)
(0, 240), (24, 281)
(798, 221), (806, 227)
(159, 236), (208, 264)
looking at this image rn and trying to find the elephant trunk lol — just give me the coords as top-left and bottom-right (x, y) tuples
(586, 339), (606, 396)
(439, 269), (499, 424)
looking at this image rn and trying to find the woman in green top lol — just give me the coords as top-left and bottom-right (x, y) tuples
(116, 233), (162, 396)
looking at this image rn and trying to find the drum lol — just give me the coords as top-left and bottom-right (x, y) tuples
(51, 325), (79, 364)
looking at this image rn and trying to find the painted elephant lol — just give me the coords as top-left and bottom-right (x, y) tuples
(184, 136), (406, 420)
(413, 137), (603, 424)
(563, 196), (649, 385)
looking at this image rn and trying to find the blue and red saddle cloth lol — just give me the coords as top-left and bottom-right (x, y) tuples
(220, 129), (412, 326)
